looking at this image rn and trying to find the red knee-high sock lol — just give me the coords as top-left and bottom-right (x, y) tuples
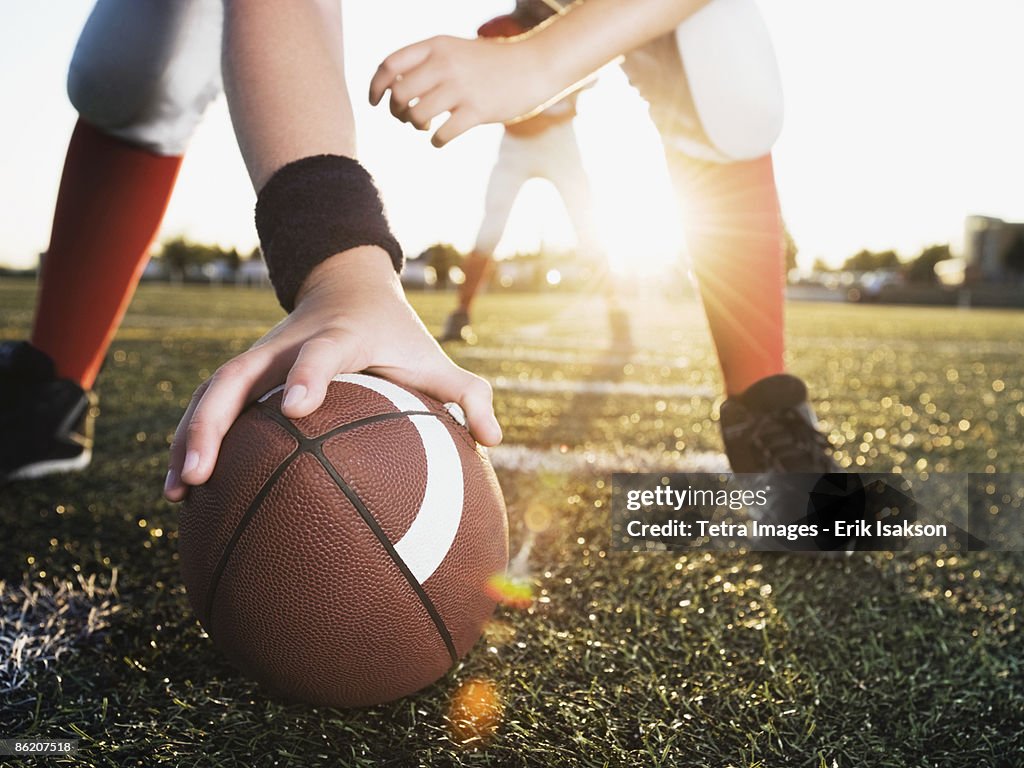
(672, 153), (785, 396)
(31, 119), (183, 389)
(457, 251), (495, 313)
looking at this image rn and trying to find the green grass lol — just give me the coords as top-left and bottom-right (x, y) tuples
(1, 281), (1022, 767)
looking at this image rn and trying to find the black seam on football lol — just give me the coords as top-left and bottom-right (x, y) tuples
(314, 410), (439, 443)
(309, 446), (460, 666)
(203, 440), (304, 630)
(255, 402), (440, 443)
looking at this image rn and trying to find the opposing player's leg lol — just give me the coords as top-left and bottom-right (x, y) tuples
(660, 148), (840, 472)
(621, 4), (843, 548)
(543, 122), (632, 352)
(1, 0), (222, 483)
(672, 151), (843, 550)
(677, 158), (841, 484)
(440, 133), (529, 343)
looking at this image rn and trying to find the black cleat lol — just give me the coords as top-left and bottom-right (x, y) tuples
(438, 310), (471, 344)
(1, 341), (96, 483)
(720, 374), (839, 474)
(719, 374), (849, 554)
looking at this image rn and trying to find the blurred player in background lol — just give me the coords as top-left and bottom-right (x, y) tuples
(373, 0), (843, 519)
(439, 10), (630, 351)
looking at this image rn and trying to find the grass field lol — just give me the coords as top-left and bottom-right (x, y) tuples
(1, 281), (1022, 767)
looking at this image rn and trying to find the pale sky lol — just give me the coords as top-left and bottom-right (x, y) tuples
(1, 1), (1023, 271)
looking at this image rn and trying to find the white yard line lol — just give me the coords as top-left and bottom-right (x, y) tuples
(486, 443), (729, 474)
(491, 333), (1024, 356)
(453, 346), (693, 368)
(493, 334), (677, 352)
(0, 574), (120, 695)
(491, 376), (715, 399)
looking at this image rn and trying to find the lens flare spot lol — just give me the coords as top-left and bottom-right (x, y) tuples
(524, 504), (551, 533)
(485, 573), (534, 609)
(448, 678), (504, 746)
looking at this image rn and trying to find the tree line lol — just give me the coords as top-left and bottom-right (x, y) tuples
(811, 244), (953, 284)
(150, 236), (956, 285)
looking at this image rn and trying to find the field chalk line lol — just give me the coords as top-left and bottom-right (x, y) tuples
(486, 444), (729, 474)
(490, 376), (714, 399)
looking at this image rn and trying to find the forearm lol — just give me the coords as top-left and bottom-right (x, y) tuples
(223, 1), (401, 312)
(222, 0), (356, 191)
(525, 0), (711, 103)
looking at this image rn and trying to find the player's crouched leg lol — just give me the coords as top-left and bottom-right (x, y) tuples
(2, 0), (225, 484)
(0, 342), (97, 483)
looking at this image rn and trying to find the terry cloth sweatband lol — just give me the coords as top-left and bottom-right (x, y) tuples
(255, 154), (404, 312)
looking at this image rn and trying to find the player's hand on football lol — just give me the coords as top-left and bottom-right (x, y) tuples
(163, 246), (502, 501)
(369, 35), (551, 146)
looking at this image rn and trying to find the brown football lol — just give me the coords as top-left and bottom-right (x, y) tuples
(179, 373), (508, 707)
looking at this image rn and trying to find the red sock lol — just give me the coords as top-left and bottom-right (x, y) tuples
(671, 153), (785, 396)
(457, 252), (495, 314)
(31, 119), (183, 389)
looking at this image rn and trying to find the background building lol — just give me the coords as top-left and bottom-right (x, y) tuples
(964, 215), (1024, 284)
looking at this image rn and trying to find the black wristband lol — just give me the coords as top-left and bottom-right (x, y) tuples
(254, 155), (404, 312)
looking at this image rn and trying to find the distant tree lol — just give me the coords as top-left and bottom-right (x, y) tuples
(421, 243), (463, 289)
(904, 243), (951, 283)
(843, 248), (900, 272)
(224, 247), (242, 273)
(158, 236), (221, 282)
(812, 257), (833, 273)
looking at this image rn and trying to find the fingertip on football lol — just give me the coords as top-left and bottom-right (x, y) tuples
(163, 468), (186, 502)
